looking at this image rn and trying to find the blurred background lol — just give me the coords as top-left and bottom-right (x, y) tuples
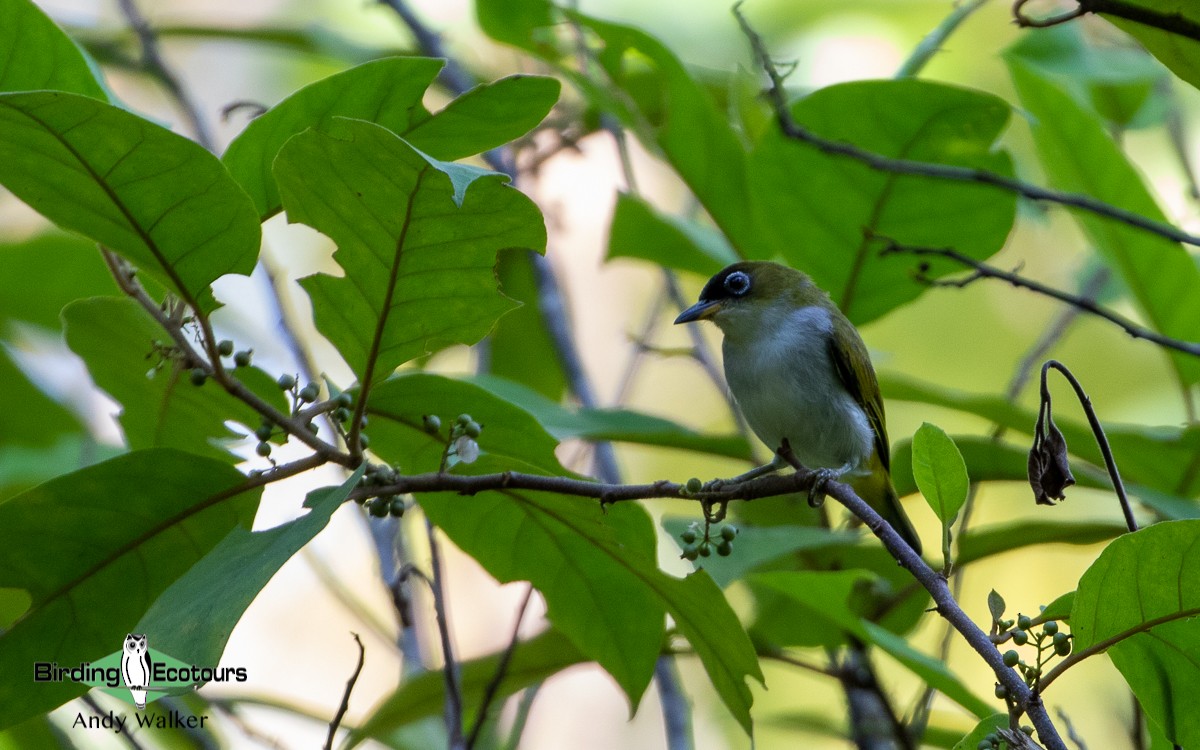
(6, 0), (1197, 747)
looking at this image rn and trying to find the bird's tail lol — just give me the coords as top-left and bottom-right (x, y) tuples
(850, 457), (922, 556)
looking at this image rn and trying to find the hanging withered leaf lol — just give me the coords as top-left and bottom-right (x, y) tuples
(1028, 389), (1075, 506)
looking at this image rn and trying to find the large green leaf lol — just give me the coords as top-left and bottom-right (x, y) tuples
(1101, 3), (1200, 93)
(0, 450), (259, 728)
(0, 436), (124, 503)
(956, 521), (1128, 566)
(63, 297), (287, 461)
(0, 92), (260, 311)
(0, 347), (81, 450)
(0, 0), (106, 99)
(1006, 60), (1200, 388)
(223, 57), (559, 218)
(748, 79), (1016, 324)
(274, 119), (545, 388)
(0, 233), (117, 332)
(487, 250), (568, 399)
(1072, 520), (1200, 746)
(349, 628), (586, 747)
(136, 465), (365, 668)
(607, 192), (738, 277)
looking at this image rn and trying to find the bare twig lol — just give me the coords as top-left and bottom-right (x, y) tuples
(878, 240), (1200, 358)
(1014, 0), (1200, 41)
(733, 3), (1200, 250)
(465, 585), (534, 749)
(654, 656), (695, 750)
(324, 633), (366, 750)
(425, 519), (465, 750)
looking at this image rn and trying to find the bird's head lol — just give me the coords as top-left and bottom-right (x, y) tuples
(673, 261), (830, 338)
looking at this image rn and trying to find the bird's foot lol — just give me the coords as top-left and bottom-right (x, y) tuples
(807, 467), (843, 508)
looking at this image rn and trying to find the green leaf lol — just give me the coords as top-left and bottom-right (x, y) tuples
(348, 629), (586, 747)
(911, 423), (969, 523)
(1072, 520), (1200, 746)
(476, 0), (554, 48)
(987, 590), (1006, 623)
(1006, 61), (1200, 388)
(0, 0), (107, 99)
(136, 465), (365, 668)
(1102, 4), (1200, 93)
(469, 374), (754, 461)
(956, 521), (1128, 567)
(0, 450), (259, 728)
(0, 232), (118, 332)
(0, 347), (81, 449)
(223, 57), (559, 219)
(1040, 591), (1075, 622)
(63, 297), (287, 462)
(487, 250), (568, 399)
(750, 571), (991, 718)
(363, 372), (563, 475)
(748, 79), (1016, 324)
(607, 192), (737, 277)
(0, 435), (124, 502)
(750, 569), (878, 649)
(274, 119), (545, 386)
(951, 714), (1007, 750)
(0, 92), (260, 311)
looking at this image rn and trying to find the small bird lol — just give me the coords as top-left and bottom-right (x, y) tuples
(674, 261), (921, 554)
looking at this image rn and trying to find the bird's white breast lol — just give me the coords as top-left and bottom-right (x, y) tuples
(721, 304), (874, 473)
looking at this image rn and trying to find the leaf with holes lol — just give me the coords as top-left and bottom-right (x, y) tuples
(274, 119), (545, 390)
(0, 92), (261, 311)
(0, 450), (259, 728)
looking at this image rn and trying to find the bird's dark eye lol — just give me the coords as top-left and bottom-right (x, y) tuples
(724, 270), (751, 296)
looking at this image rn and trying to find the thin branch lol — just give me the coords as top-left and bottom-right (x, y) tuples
(465, 585), (535, 750)
(1039, 361), (1138, 532)
(425, 518), (466, 750)
(1014, 0), (1200, 41)
(895, 0), (991, 79)
(654, 656), (695, 750)
(732, 3), (1200, 250)
(878, 240), (1200, 358)
(115, 0), (214, 149)
(324, 633), (366, 750)
(773, 441), (1070, 750)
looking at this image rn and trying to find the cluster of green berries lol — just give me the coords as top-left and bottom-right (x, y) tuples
(356, 464), (405, 518)
(426, 413), (482, 464)
(976, 726), (1034, 749)
(189, 340), (252, 386)
(996, 615), (1071, 691)
(679, 525), (737, 560)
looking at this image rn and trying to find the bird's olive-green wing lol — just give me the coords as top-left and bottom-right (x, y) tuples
(826, 317), (890, 471)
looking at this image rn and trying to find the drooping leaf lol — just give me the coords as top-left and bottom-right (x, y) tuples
(0, 450), (260, 728)
(1006, 60), (1200, 388)
(748, 79), (1016, 324)
(223, 57), (559, 218)
(607, 192), (738, 277)
(274, 119), (545, 387)
(0, 92), (260, 312)
(348, 628), (587, 747)
(0, 0), (107, 99)
(1072, 520), (1200, 746)
(136, 465), (365, 668)
(911, 423), (969, 524)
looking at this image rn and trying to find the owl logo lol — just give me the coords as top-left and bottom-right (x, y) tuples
(120, 633), (151, 710)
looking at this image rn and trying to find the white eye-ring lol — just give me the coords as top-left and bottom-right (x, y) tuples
(724, 271), (751, 296)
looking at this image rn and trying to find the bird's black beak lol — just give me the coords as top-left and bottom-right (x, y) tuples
(674, 299), (722, 324)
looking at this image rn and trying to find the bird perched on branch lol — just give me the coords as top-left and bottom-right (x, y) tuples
(675, 261), (921, 554)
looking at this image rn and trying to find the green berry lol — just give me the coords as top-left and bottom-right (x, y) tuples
(358, 433), (370, 449)
(1002, 650), (1020, 667)
(685, 477), (703, 493)
(977, 741), (991, 750)
(307, 422), (319, 434)
(299, 384), (319, 403)
(994, 683), (1008, 699)
(334, 407), (350, 423)
(984, 733), (999, 745)
(464, 420), (482, 439)
(1053, 633), (1071, 656)
(255, 423), (274, 441)
(716, 540), (733, 557)
(190, 367), (207, 386)
(698, 542), (712, 558)
(277, 373), (296, 390)
(255, 441), (272, 457)
(423, 414), (441, 434)
(720, 525), (737, 542)
(456, 413), (473, 426)
(359, 415), (369, 428)
(681, 544), (699, 561)
(1012, 629), (1028, 646)
(680, 529), (697, 544)
(217, 339), (234, 356)
(1017, 614), (1033, 631)
(335, 392), (353, 408)
(233, 350), (252, 367)
(389, 497), (406, 517)
(999, 619), (1014, 631)
(1022, 726), (1034, 736)
(1042, 620), (1059, 636)
(368, 497), (390, 518)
